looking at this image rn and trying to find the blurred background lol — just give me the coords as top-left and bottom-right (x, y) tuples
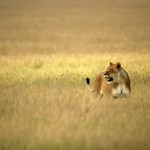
(0, 0), (150, 56)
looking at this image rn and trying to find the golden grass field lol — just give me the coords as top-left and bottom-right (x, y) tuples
(0, 0), (150, 149)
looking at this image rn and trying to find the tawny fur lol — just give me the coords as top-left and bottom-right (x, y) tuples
(86, 62), (131, 98)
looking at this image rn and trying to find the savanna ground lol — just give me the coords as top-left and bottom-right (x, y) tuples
(0, 0), (150, 149)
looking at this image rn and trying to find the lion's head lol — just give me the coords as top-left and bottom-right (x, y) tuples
(104, 62), (121, 83)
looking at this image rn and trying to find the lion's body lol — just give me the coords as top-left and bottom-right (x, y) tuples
(86, 62), (131, 98)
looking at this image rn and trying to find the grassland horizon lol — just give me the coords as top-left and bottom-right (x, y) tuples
(0, 0), (150, 150)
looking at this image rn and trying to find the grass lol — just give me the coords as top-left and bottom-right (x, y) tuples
(0, 53), (150, 150)
(0, 0), (150, 150)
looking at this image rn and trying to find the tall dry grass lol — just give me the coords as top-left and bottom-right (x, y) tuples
(0, 0), (150, 150)
(0, 53), (150, 150)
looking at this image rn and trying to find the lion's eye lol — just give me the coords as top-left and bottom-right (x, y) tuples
(110, 69), (114, 72)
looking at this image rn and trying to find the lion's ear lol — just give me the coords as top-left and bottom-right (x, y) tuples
(116, 62), (121, 69)
(110, 62), (113, 66)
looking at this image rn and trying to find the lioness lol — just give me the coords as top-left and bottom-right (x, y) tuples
(86, 62), (131, 98)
